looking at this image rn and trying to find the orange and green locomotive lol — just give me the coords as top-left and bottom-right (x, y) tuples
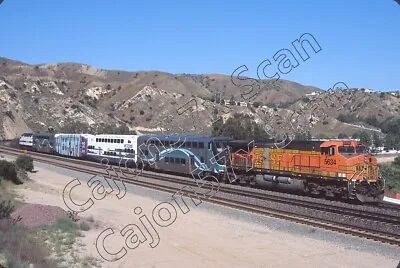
(227, 139), (385, 203)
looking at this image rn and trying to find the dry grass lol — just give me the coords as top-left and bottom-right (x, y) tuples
(34, 218), (102, 268)
(0, 179), (14, 194)
(0, 219), (58, 268)
(0, 175), (101, 267)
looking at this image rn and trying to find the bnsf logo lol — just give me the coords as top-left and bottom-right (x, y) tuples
(356, 165), (366, 172)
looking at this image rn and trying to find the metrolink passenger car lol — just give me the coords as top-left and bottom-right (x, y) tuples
(86, 134), (139, 165)
(137, 135), (233, 177)
(55, 134), (89, 158)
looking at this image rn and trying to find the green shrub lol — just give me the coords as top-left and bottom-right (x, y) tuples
(53, 218), (79, 235)
(15, 169), (28, 184)
(79, 221), (90, 231)
(393, 156), (400, 167)
(14, 155), (34, 172)
(337, 113), (359, 123)
(0, 160), (18, 184)
(364, 115), (380, 128)
(380, 163), (400, 193)
(0, 200), (14, 219)
(211, 113), (269, 140)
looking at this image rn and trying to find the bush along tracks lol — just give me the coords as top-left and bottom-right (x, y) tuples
(0, 155), (101, 268)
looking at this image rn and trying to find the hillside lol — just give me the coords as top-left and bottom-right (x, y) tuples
(0, 57), (399, 140)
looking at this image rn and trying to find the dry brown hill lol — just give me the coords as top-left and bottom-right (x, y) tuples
(0, 57), (399, 140)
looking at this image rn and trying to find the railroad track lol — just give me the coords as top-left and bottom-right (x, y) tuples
(3, 145), (400, 211)
(3, 146), (400, 221)
(1, 147), (400, 247)
(374, 202), (400, 211)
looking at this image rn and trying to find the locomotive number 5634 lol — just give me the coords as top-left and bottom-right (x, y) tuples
(324, 158), (336, 165)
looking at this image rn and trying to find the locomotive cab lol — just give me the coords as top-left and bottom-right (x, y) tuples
(319, 140), (384, 202)
(319, 140), (378, 179)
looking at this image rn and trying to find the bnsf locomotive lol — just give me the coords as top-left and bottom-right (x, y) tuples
(18, 132), (385, 203)
(228, 139), (384, 203)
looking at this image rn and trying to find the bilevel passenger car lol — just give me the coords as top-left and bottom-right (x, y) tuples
(228, 139), (385, 203)
(137, 135), (233, 178)
(19, 133), (33, 150)
(86, 134), (140, 165)
(55, 134), (89, 158)
(31, 132), (56, 154)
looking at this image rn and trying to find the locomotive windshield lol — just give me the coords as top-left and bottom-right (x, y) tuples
(338, 145), (367, 157)
(338, 146), (355, 154)
(355, 145), (366, 154)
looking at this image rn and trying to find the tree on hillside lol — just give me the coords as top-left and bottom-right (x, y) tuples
(364, 115), (380, 128)
(230, 95), (235, 105)
(338, 133), (348, 139)
(393, 156), (400, 167)
(381, 118), (400, 134)
(211, 117), (224, 136)
(380, 117), (400, 150)
(351, 132), (360, 139)
(359, 131), (372, 146)
(385, 133), (400, 150)
(211, 113), (269, 140)
(373, 132), (383, 147)
(294, 131), (312, 140)
(380, 163), (400, 193)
